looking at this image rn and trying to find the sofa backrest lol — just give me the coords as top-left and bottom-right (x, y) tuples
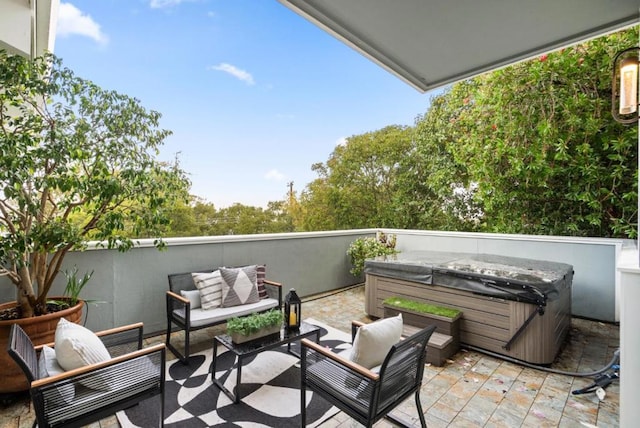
(168, 270), (214, 294)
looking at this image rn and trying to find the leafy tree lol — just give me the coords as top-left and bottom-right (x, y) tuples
(299, 125), (414, 230)
(0, 51), (190, 318)
(395, 81), (482, 231)
(448, 28), (638, 237)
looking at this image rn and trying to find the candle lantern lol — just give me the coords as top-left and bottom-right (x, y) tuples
(284, 288), (301, 330)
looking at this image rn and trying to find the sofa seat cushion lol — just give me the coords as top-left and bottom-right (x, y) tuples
(173, 297), (279, 328)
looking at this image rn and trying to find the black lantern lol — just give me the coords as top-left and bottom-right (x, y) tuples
(284, 288), (301, 330)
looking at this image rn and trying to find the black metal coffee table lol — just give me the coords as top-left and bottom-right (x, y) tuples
(211, 321), (321, 403)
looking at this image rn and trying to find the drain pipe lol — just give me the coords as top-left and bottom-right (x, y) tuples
(462, 345), (620, 377)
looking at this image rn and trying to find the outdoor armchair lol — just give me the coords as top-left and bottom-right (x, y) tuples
(300, 321), (436, 427)
(8, 322), (165, 428)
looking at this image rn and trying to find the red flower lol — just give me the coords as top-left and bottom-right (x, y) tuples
(539, 54), (548, 62)
(491, 124), (497, 131)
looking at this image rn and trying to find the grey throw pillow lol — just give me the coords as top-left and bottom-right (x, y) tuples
(220, 265), (260, 307)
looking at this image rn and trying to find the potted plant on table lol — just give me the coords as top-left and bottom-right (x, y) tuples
(226, 310), (284, 344)
(0, 50), (190, 393)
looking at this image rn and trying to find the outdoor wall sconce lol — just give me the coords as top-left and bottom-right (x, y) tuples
(284, 288), (301, 330)
(612, 46), (639, 124)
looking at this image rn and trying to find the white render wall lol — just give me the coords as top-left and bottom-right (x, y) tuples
(0, 0), (59, 58)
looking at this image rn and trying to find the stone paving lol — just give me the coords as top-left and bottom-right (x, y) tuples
(0, 284), (620, 427)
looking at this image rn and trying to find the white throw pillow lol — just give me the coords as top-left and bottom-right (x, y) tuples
(55, 318), (112, 390)
(39, 345), (75, 403)
(349, 314), (403, 369)
(192, 271), (223, 310)
(220, 265), (260, 307)
(180, 289), (202, 309)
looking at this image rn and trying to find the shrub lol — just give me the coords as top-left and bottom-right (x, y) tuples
(226, 310), (283, 336)
(347, 232), (398, 277)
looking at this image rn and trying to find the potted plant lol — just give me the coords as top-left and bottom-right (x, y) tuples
(226, 310), (284, 344)
(0, 50), (190, 393)
(346, 231), (398, 277)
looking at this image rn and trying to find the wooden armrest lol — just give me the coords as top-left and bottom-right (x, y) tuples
(167, 290), (189, 304)
(263, 279), (282, 287)
(301, 338), (379, 381)
(95, 322), (144, 338)
(351, 320), (365, 328)
(31, 343), (166, 388)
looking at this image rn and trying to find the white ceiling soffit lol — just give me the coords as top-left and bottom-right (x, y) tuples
(277, 0), (640, 93)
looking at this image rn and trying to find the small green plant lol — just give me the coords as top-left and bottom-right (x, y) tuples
(226, 310), (284, 336)
(63, 267), (94, 306)
(383, 296), (461, 319)
(347, 232), (398, 277)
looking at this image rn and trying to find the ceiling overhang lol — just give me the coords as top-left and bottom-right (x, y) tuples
(277, 0), (640, 92)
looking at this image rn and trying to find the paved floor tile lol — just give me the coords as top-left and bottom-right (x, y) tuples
(1, 284), (620, 427)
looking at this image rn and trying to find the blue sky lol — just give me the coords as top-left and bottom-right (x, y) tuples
(54, 0), (436, 208)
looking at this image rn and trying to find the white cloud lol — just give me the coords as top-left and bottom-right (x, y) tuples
(57, 3), (108, 45)
(335, 137), (347, 146)
(207, 63), (255, 85)
(265, 169), (285, 181)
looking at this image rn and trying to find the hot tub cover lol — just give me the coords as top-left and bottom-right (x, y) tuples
(364, 251), (573, 306)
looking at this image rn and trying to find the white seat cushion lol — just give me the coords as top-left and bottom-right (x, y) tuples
(174, 297), (279, 328)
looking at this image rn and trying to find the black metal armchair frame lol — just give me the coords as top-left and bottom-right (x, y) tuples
(8, 322), (165, 428)
(166, 269), (282, 363)
(300, 322), (436, 427)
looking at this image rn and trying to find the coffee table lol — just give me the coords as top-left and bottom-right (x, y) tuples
(211, 321), (321, 403)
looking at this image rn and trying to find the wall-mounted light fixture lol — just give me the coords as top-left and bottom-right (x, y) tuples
(612, 47), (639, 124)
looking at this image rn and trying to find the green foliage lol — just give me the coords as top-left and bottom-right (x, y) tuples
(347, 232), (398, 277)
(299, 28), (638, 239)
(0, 51), (190, 317)
(440, 28), (638, 237)
(383, 296), (461, 319)
(297, 125), (414, 231)
(162, 198), (295, 237)
(63, 266), (93, 306)
(226, 310), (284, 335)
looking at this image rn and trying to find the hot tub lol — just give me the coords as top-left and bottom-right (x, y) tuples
(364, 251), (573, 365)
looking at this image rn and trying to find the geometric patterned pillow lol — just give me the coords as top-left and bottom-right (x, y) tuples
(256, 264), (268, 300)
(220, 265), (260, 307)
(192, 271), (222, 310)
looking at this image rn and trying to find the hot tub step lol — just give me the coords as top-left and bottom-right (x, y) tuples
(403, 324), (457, 367)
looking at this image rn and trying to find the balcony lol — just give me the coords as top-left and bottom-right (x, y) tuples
(0, 229), (628, 426)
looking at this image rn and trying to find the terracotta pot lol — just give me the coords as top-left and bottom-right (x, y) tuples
(0, 298), (84, 393)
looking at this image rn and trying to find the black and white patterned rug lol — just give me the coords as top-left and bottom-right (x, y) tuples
(117, 319), (351, 427)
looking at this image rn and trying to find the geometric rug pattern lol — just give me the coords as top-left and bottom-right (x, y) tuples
(117, 319), (352, 427)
